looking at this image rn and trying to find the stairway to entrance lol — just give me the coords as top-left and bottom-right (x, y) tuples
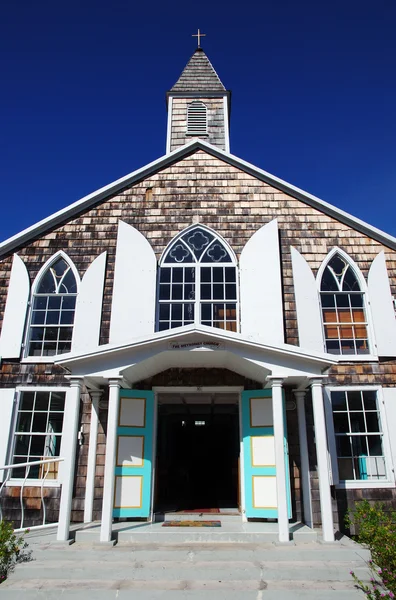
(1, 526), (371, 599)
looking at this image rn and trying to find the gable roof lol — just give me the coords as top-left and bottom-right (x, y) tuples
(1, 138), (396, 257)
(169, 48), (226, 93)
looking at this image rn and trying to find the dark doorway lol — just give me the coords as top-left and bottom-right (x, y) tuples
(155, 402), (240, 512)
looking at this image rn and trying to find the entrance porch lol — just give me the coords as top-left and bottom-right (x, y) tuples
(54, 326), (338, 544)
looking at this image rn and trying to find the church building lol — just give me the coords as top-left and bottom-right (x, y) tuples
(1, 45), (396, 543)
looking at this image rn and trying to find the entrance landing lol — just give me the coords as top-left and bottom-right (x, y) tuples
(74, 520), (317, 543)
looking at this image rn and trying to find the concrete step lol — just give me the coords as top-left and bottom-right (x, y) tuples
(1, 533), (370, 599)
(0, 588), (366, 599)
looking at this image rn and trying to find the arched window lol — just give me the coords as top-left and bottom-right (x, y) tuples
(319, 252), (369, 355)
(158, 226), (238, 332)
(27, 254), (79, 357)
(187, 101), (207, 136)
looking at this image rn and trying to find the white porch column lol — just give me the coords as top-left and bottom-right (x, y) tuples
(311, 378), (335, 542)
(294, 390), (313, 528)
(100, 378), (122, 543)
(269, 377), (289, 542)
(57, 377), (82, 542)
(84, 391), (101, 523)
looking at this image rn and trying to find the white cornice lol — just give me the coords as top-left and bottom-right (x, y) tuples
(2, 139), (396, 257)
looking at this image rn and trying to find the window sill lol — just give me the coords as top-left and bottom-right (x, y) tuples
(21, 357), (56, 364)
(5, 479), (61, 488)
(335, 481), (395, 490)
(334, 355), (379, 363)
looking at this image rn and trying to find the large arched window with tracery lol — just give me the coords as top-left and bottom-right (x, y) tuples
(157, 226), (238, 332)
(320, 252), (369, 355)
(27, 255), (78, 356)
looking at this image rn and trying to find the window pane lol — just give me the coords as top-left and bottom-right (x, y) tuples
(335, 294), (349, 308)
(31, 311), (46, 325)
(338, 309), (352, 323)
(30, 327), (44, 341)
(185, 268), (195, 283)
(14, 436), (30, 456)
(48, 413), (63, 433)
(321, 294), (335, 308)
(58, 328), (73, 341)
(30, 435), (46, 456)
(352, 435), (368, 456)
(37, 271), (55, 294)
(320, 267), (338, 291)
(33, 297), (48, 310)
(171, 304), (182, 320)
(225, 284), (237, 299)
(367, 436), (383, 455)
(201, 304), (211, 320)
(35, 392), (50, 411)
(20, 392), (34, 411)
(48, 296), (61, 309)
(159, 284), (170, 300)
(32, 412), (48, 432)
(46, 311), (60, 325)
(331, 391), (347, 411)
(323, 309), (337, 323)
(213, 284), (223, 299)
(172, 285), (183, 300)
(343, 267), (360, 291)
(16, 412), (32, 433)
(185, 284), (194, 300)
(60, 311), (74, 325)
(337, 457), (354, 480)
(213, 268), (223, 283)
(349, 412), (365, 433)
(336, 436), (351, 456)
(159, 304), (170, 320)
(50, 392), (65, 412)
(362, 391), (377, 411)
(326, 340), (340, 354)
(225, 267), (236, 282)
(350, 294), (364, 308)
(201, 284), (211, 300)
(184, 304), (194, 321)
(160, 268), (171, 283)
(62, 296), (76, 310)
(173, 269), (183, 283)
(333, 412), (349, 433)
(365, 412), (381, 433)
(347, 391), (362, 411)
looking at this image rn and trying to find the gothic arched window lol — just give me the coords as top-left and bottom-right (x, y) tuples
(320, 252), (369, 355)
(158, 226), (238, 332)
(27, 254), (79, 357)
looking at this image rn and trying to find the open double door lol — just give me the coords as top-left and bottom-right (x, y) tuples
(112, 389), (291, 520)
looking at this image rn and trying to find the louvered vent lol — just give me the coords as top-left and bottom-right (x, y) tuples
(187, 101), (208, 135)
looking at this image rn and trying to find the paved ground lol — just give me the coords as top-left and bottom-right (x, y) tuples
(0, 525), (371, 599)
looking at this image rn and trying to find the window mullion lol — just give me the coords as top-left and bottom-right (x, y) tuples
(195, 264), (201, 326)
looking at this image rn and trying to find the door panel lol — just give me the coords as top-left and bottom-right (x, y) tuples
(113, 390), (154, 518)
(242, 389), (291, 519)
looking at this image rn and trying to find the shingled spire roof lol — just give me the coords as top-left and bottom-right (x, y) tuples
(170, 48), (226, 92)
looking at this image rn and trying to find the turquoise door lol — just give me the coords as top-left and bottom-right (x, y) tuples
(242, 389), (291, 519)
(113, 390), (154, 518)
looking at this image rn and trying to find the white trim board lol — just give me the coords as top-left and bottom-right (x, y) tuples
(1, 139), (396, 257)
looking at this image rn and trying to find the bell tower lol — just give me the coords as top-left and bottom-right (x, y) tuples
(166, 47), (231, 154)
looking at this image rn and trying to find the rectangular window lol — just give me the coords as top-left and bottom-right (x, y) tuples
(321, 293), (369, 355)
(11, 390), (65, 479)
(331, 389), (386, 481)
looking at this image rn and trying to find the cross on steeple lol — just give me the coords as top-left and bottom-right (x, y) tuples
(192, 29), (206, 48)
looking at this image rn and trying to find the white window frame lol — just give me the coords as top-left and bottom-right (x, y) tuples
(23, 251), (80, 362)
(317, 247), (377, 362)
(6, 386), (69, 487)
(324, 385), (395, 489)
(156, 225), (240, 333)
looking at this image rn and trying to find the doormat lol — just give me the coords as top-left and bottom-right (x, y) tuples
(176, 508), (220, 514)
(162, 520), (222, 527)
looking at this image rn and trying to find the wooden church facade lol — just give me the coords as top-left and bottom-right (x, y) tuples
(1, 48), (396, 543)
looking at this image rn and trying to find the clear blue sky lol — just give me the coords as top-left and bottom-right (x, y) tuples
(1, 0), (395, 241)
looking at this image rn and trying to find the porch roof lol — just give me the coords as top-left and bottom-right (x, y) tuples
(56, 326), (337, 388)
